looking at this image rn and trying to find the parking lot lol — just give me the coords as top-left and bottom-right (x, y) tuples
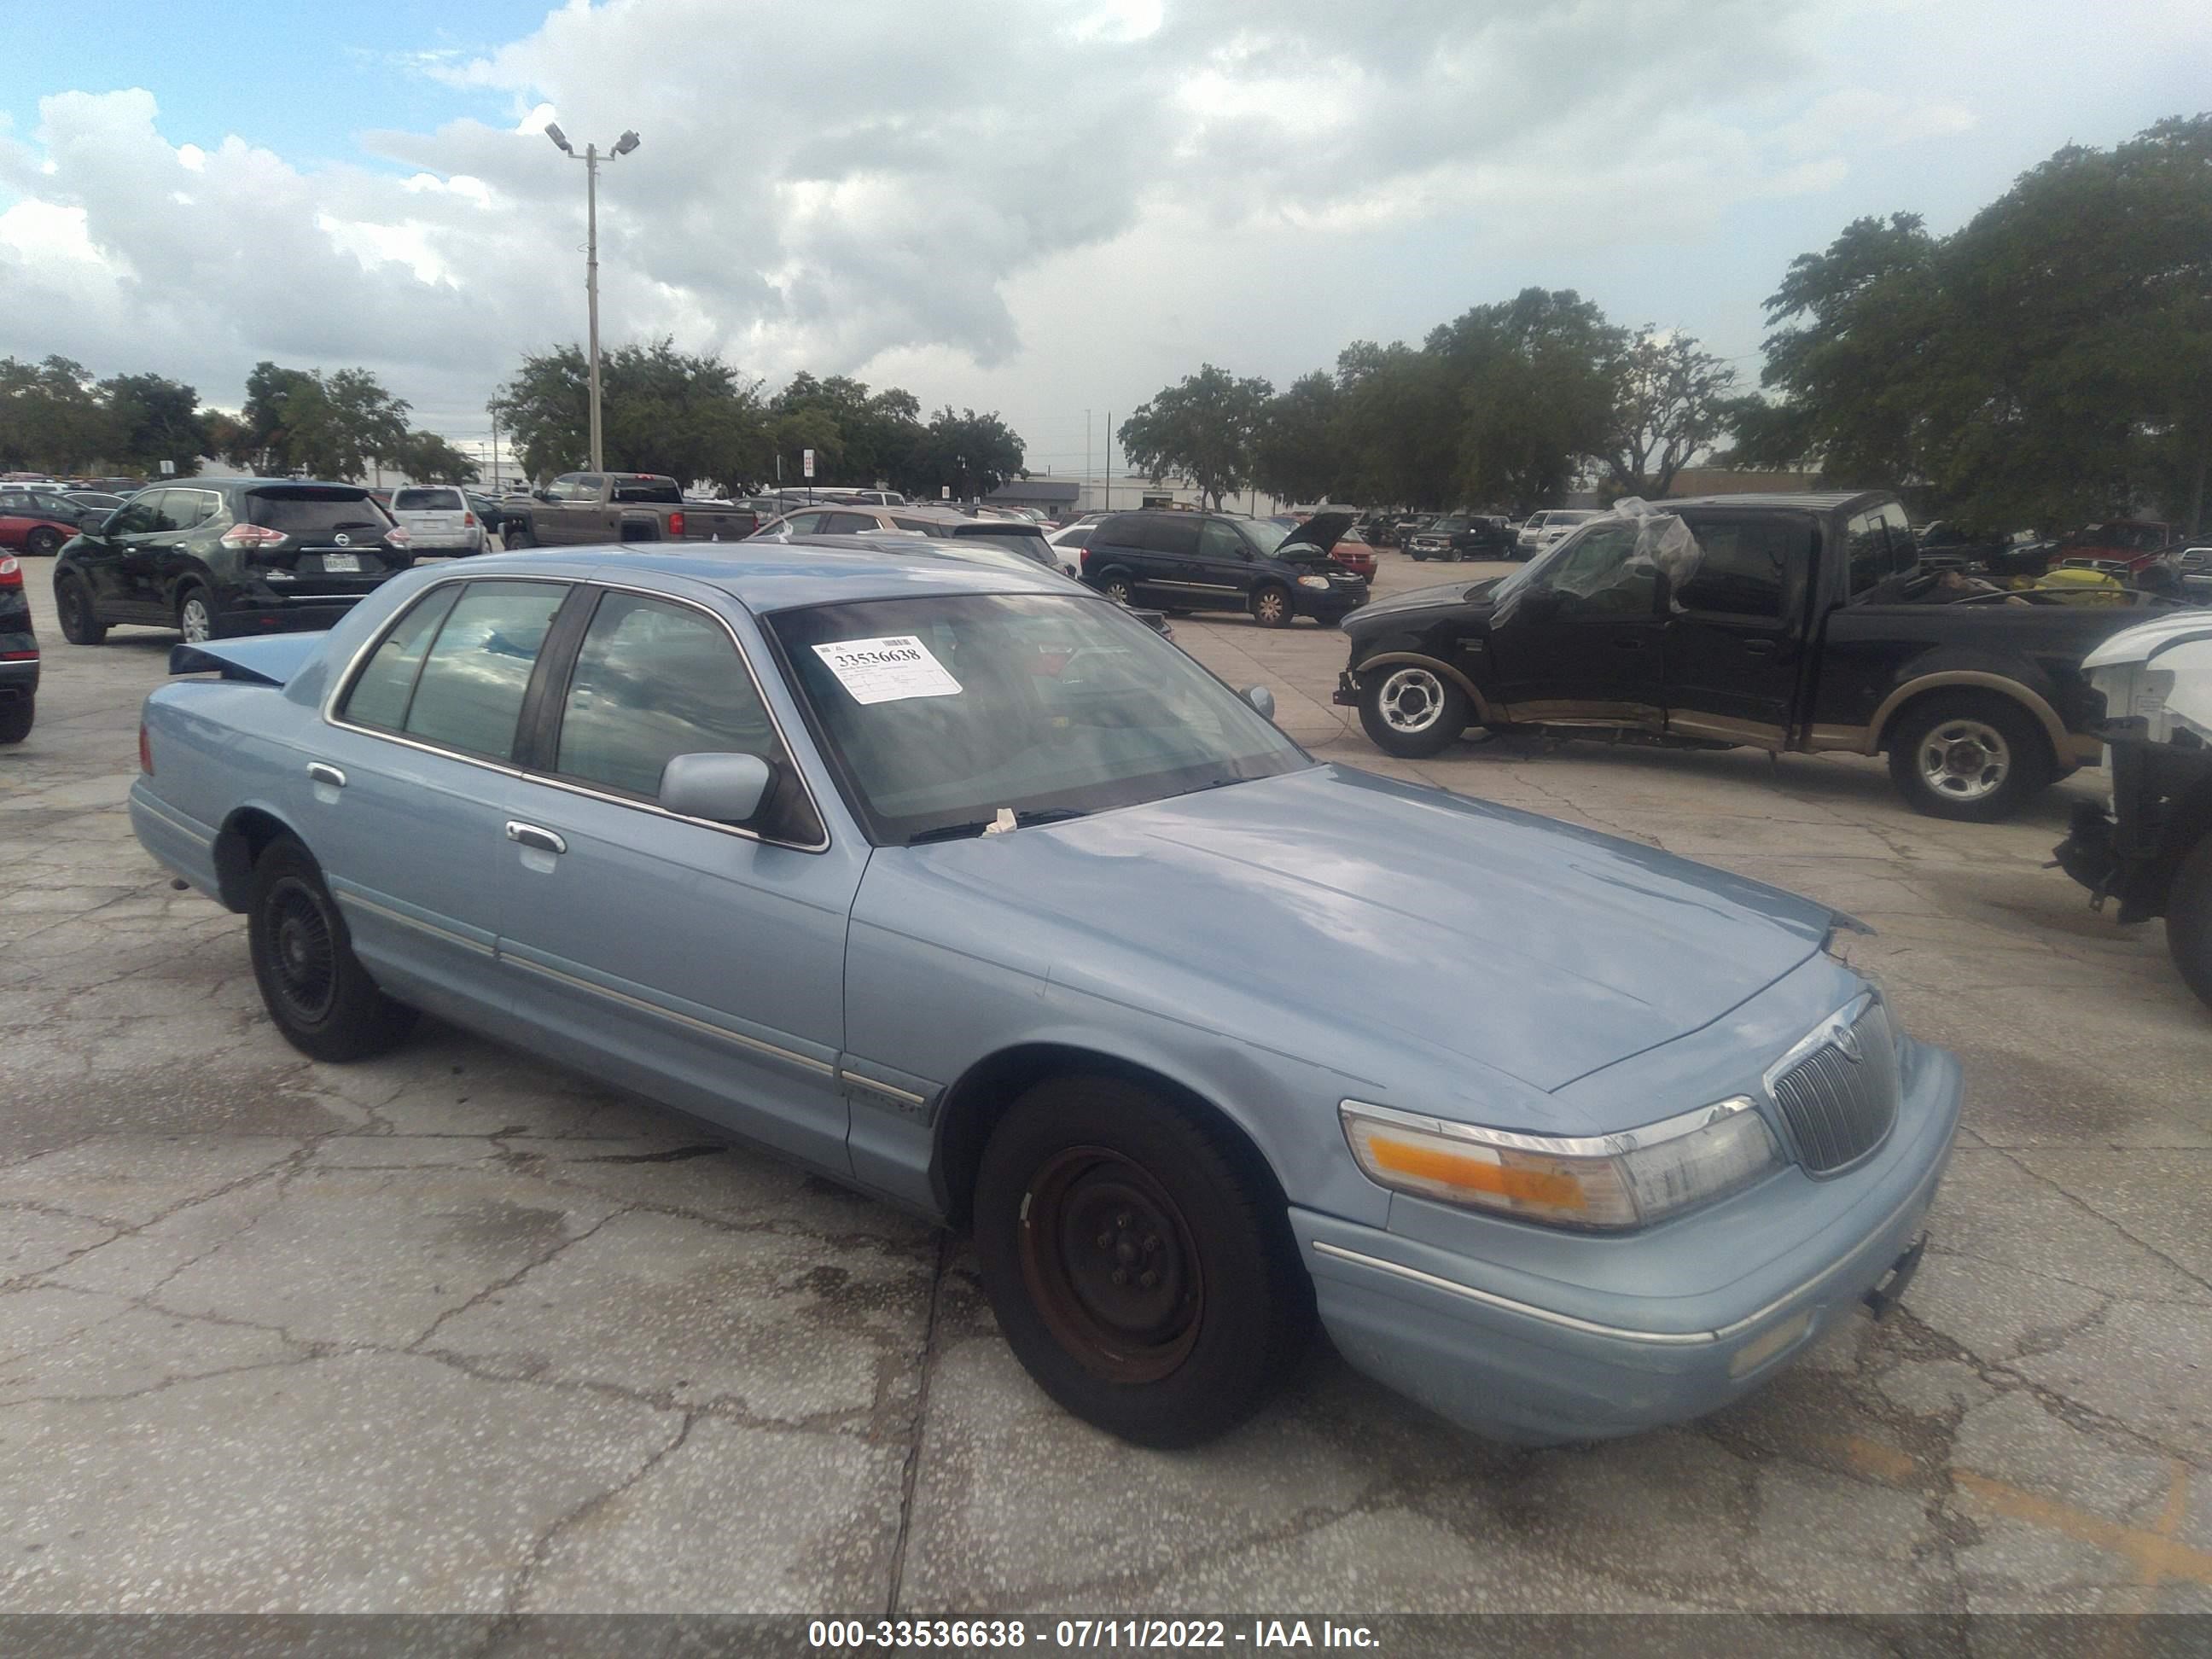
(2, 547), (2208, 1616)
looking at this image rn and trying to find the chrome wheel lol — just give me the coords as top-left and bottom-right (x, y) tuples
(178, 593), (212, 643)
(1378, 666), (1448, 734)
(1918, 718), (2010, 802)
(1101, 576), (1131, 603)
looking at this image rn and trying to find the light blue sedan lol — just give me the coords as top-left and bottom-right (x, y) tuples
(128, 544), (1960, 1447)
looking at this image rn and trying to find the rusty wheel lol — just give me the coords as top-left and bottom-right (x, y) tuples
(1017, 1146), (1203, 1385)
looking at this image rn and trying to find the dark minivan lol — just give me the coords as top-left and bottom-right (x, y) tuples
(54, 480), (414, 646)
(1080, 509), (1364, 627)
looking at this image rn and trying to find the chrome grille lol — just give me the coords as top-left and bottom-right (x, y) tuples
(1768, 999), (1900, 1173)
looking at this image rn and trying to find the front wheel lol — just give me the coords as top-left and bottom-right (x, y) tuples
(2167, 834), (2212, 1012)
(55, 573), (106, 644)
(247, 838), (418, 1062)
(1885, 693), (2052, 822)
(1357, 663), (1470, 757)
(1250, 584), (1293, 628)
(972, 1075), (1313, 1447)
(24, 526), (61, 557)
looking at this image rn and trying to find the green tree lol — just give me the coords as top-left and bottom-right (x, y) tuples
(1600, 331), (1738, 499)
(492, 340), (769, 490)
(1253, 371), (1342, 504)
(1330, 341), (1458, 508)
(98, 372), (209, 478)
(1430, 288), (1625, 512)
(386, 430), (480, 486)
(769, 373), (926, 486)
(900, 408), (1027, 500)
(1118, 364), (1274, 509)
(0, 356), (118, 474)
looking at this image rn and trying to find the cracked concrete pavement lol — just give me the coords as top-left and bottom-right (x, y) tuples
(2, 551), (2207, 1615)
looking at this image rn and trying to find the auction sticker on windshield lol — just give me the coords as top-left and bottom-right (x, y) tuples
(813, 636), (964, 704)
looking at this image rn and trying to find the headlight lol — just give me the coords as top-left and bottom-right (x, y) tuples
(1339, 1097), (1780, 1231)
(1297, 574), (1331, 591)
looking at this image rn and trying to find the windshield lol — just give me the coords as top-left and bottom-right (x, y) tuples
(1422, 515), (1471, 533)
(1489, 514), (1615, 601)
(768, 593), (1310, 845)
(1242, 520), (1295, 555)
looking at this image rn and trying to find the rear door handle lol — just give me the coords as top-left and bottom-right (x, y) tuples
(505, 822), (567, 855)
(306, 762), (346, 789)
(1613, 636), (1645, 649)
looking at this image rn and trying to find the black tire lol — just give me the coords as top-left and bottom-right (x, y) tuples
(247, 837), (417, 1062)
(175, 582), (217, 645)
(503, 520), (536, 550)
(973, 1075), (1313, 1447)
(1409, 550), (1427, 562)
(1884, 692), (2052, 823)
(1250, 583), (1294, 629)
(55, 573), (106, 644)
(2167, 833), (2212, 1013)
(1092, 567), (1133, 604)
(0, 696), (31, 744)
(1357, 662), (1471, 757)
(24, 525), (61, 558)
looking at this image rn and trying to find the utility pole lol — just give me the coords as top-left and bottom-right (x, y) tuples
(1085, 409), (1091, 515)
(545, 123), (639, 474)
(1103, 410), (1110, 512)
(489, 410), (501, 492)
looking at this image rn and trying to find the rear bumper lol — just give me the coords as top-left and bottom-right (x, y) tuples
(1296, 1039), (1961, 1444)
(129, 780), (223, 902)
(0, 657), (38, 699)
(215, 590), (375, 634)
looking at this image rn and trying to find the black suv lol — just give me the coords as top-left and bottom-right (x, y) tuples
(1080, 509), (1363, 627)
(0, 552), (37, 742)
(54, 480), (413, 646)
(1404, 513), (1518, 562)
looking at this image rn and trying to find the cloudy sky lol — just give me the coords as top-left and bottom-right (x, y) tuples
(2, 0), (2205, 478)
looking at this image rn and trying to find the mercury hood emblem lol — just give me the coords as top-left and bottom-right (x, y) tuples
(1831, 1024), (1864, 1063)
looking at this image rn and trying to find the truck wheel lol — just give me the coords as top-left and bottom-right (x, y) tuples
(2167, 834), (2212, 1013)
(1358, 664), (1470, 757)
(972, 1074), (1313, 1447)
(1885, 693), (2052, 823)
(503, 521), (536, 549)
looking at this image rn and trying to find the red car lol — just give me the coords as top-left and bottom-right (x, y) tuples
(0, 507), (81, 559)
(2054, 520), (2177, 578)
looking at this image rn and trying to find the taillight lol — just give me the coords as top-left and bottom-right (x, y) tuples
(139, 721), (153, 775)
(220, 523), (288, 551)
(385, 526), (411, 546)
(668, 511), (685, 537)
(0, 555), (19, 585)
(462, 512), (476, 527)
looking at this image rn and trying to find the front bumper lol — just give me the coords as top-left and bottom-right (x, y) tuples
(1295, 586), (1367, 622)
(1295, 1036), (1961, 1444)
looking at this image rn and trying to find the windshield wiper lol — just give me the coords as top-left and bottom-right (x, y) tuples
(907, 807), (1091, 845)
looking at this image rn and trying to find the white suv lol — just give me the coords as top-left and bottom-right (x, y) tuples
(1516, 509), (1598, 556)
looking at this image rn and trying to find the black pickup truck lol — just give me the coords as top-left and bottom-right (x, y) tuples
(1336, 491), (2179, 821)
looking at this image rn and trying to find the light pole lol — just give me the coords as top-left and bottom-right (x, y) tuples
(544, 122), (639, 473)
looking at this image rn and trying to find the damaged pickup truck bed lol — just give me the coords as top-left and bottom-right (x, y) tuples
(1338, 491), (2179, 822)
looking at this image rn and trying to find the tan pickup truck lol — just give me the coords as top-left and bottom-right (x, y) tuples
(498, 472), (759, 548)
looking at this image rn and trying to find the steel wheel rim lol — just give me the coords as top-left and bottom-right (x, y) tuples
(180, 597), (211, 643)
(1017, 1145), (1203, 1384)
(1103, 578), (1129, 602)
(1919, 719), (2010, 800)
(1379, 667), (1447, 733)
(264, 878), (338, 1023)
(1256, 590), (1286, 623)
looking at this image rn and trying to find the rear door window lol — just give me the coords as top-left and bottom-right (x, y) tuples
(398, 581), (568, 761)
(1673, 516), (1806, 620)
(1877, 504), (1918, 574)
(1844, 511), (1889, 597)
(1144, 517), (1202, 557)
(341, 584), (465, 731)
(820, 511), (881, 533)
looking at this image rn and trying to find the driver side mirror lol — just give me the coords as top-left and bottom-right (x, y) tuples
(660, 752), (773, 824)
(1241, 684), (1277, 721)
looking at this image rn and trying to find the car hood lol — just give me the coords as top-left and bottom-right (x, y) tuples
(899, 765), (1836, 1096)
(1341, 579), (1499, 634)
(1277, 511), (1354, 556)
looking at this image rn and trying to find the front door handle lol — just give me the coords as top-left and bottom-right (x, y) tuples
(306, 762), (346, 789)
(505, 821), (567, 855)
(1743, 639), (1779, 656)
(1613, 636), (1646, 649)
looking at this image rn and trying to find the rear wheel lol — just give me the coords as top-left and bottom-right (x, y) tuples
(1358, 662), (1470, 756)
(1885, 692), (2052, 822)
(0, 696), (32, 744)
(503, 520), (536, 549)
(972, 1075), (1313, 1447)
(24, 526), (61, 557)
(55, 573), (106, 644)
(247, 837), (417, 1062)
(1093, 568), (1132, 605)
(2167, 833), (2212, 1013)
(176, 584), (215, 644)
(1250, 583), (1293, 628)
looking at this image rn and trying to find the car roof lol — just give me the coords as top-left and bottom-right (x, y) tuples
(451, 540), (1083, 614)
(1657, 491), (1894, 514)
